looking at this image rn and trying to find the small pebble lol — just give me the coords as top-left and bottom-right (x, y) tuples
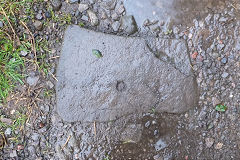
(87, 10), (99, 26)
(36, 13), (43, 20)
(221, 57), (228, 64)
(26, 75), (39, 86)
(212, 97), (221, 106)
(46, 80), (54, 89)
(5, 128), (12, 136)
(9, 150), (17, 158)
(215, 142), (223, 149)
(205, 138), (214, 148)
(33, 20), (43, 31)
(81, 15), (88, 21)
(117, 4), (125, 14)
(0, 21), (3, 28)
(20, 50), (28, 56)
(45, 11), (51, 18)
(221, 72), (229, 78)
(112, 21), (120, 32)
(111, 12), (118, 20)
(78, 3), (89, 13)
(145, 121), (151, 128)
(154, 130), (158, 136)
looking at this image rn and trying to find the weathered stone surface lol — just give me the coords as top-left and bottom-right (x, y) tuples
(56, 25), (198, 122)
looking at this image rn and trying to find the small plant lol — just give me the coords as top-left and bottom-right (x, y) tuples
(0, 111), (27, 132)
(165, 29), (172, 35)
(104, 155), (111, 160)
(43, 88), (54, 98)
(79, 22), (85, 27)
(150, 107), (156, 114)
(11, 111), (27, 132)
(0, 110), (27, 145)
(60, 13), (72, 25)
(50, 10), (72, 26)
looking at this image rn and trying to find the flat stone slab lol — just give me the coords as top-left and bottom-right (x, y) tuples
(56, 25), (198, 122)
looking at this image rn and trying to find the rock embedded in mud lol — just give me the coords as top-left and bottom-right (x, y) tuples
(120, 124), (143, 142)
(120, 15), (138, 34)
(205, 137), (214, 148)
(56, 25), (198, 122)
(26, 75), (39, 86)
(155, 139), (167, 151)
(33, 20), (43, 31)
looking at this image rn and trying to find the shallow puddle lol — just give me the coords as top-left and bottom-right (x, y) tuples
(124, 0), (227, 28)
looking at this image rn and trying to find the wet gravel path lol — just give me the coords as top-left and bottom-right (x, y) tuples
(1, 0), (240, 159)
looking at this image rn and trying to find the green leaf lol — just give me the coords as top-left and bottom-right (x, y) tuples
(215, 104), (227, 112)
(92, 49), (103, 58)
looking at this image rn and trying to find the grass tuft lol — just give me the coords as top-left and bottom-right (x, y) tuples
(0, 36), (24, 102)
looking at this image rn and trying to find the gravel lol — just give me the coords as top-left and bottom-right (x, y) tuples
(2, 0), (240, 159)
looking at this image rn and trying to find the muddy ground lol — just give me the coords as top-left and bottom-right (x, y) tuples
(1, 0), (240, 159)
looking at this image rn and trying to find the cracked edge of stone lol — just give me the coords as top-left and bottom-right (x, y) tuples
(144, 38), (194, 77)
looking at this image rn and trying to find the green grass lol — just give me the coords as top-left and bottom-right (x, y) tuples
(43, 88), (54, 98)
(0, 37), (24, 102)
(50, 9), (72, 25)
(0, 111), (27, 143)
(35, 39), (53, 76)
(0, 0), (74, 101)
(0, 0), (37, 102)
